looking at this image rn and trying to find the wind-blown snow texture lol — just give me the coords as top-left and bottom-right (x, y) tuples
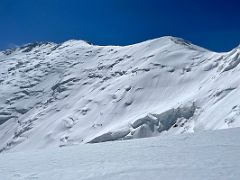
(0, 36), (240, 152)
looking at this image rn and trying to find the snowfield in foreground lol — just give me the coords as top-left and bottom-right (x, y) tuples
(0, 36), (240, 152)
(1, 128), (240, 180)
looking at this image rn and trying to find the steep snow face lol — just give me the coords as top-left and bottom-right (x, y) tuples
(0, 36), (240, 151)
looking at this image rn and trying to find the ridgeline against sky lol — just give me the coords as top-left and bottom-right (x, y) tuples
(0, 0), (239, 51)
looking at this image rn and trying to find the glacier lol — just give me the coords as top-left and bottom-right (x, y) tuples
(0, 36), (240, 152)
(1, 127), (240, 180)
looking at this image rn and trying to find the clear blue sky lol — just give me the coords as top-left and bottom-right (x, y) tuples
(0, 0), (239, 52)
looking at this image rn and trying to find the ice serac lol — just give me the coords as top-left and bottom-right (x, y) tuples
(0, 36), (240, 151)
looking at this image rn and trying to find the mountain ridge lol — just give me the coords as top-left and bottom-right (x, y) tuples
(0, 36), (240, 152)
(1, 36), (239, 55)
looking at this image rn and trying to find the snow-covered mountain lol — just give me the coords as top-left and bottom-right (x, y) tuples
(0, 36), (240, 152)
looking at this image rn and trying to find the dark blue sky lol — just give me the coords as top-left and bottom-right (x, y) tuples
(0, 0), (239, 52)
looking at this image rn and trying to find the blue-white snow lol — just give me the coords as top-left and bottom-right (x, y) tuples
(1, 128), (240, 180)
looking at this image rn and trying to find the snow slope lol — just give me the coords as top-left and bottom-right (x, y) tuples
(1, 127), (240, 180)
(0, 36), (240, 151)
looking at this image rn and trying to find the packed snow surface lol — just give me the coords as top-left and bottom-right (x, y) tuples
(0, 36), (240, 151)
(1, 128), (240, 180)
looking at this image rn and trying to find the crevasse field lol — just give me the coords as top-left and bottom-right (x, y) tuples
(0, 36), (240, 179)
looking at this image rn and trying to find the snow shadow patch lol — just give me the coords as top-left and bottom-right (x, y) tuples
(88, 103), (196, 143)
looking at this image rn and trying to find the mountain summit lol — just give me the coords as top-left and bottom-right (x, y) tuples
(0, 36), (240, 152)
